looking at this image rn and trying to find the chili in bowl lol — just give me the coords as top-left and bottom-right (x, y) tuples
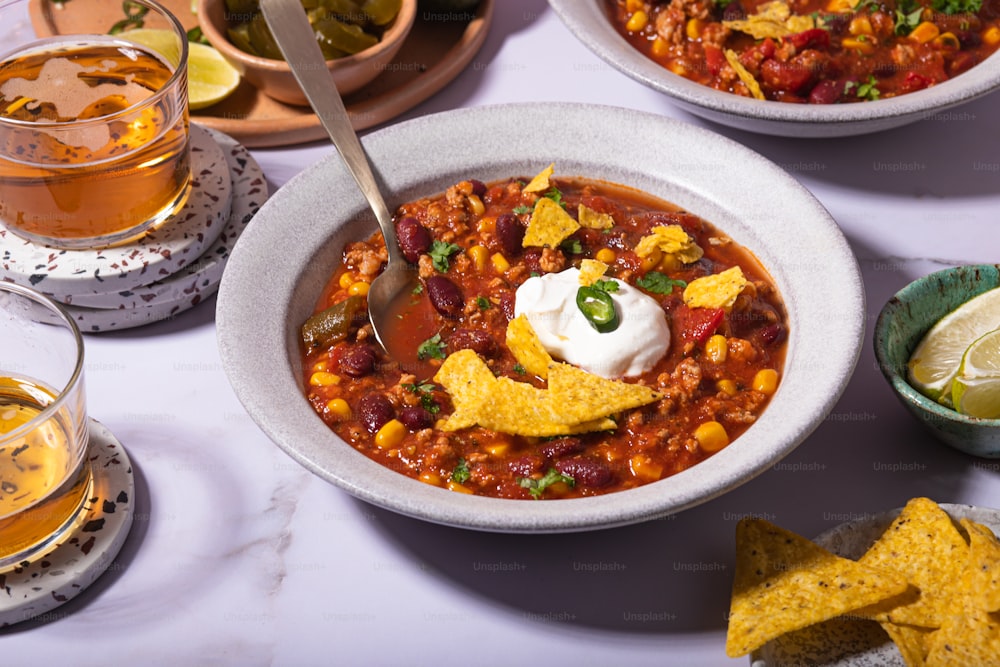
(216, 102), (864, 532)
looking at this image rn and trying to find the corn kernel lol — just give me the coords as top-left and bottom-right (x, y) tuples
(309, 371), (341, 387)
(626, 0), (644, 11)
(491, 252), (511, 273)
(348, 281), (370, 297)
(848, 15), (872, 36)
(447, 480), (475, 494)
(418, 471), (443, 487)
(984, 26), (1000, 46)
(338, 272), (354, 289)
(476, 216), (496, 234)
(650, 36), (671, 58)
(705, 335), (728, 363)
(326, 398), (351, 419)
(841, 37), (875, 55)
(694, 421), (729, 453)
(312, 359), (329, 373)
(909, 21), (939, 44)
(468, 244), (489, 271)
(826, 0), (852, 11)
(626, 10), (648, 32)
(657, 253), (681, 273)
(375, 419), (407, 450)
(629, 455), (664, 483)
(716, 379), (737, 396)
(467, 194), (486, 216)
(639, 247), (662, 272)
(686, 18), (704, 40)
(667, 61), (688, 76)
(594, 248), (616, 264)
(485, 441), (510, 456)
(933, 32), (960, 50)
(753, 369), (779, 395)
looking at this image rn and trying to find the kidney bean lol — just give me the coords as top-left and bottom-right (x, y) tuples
(495, 213), (525, 258)
(758, 323), (787, 347)
(538, 437), (584, 461)
(449, 328), (496, 357)
(469, 179), (487, 197)
(396, 217), (432, 264)
(425, 275), (464, 318)
(398, 406), (433, 431)
(808, 79), (844, 105)
(722, 2), (744, 20)
(555, 457), (613, 487)
(357, 393), (394, 433)
(499, 292), (516, 320)
(339, 344), (377, 377)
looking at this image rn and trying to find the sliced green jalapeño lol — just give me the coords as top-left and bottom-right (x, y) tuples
(576, 285), (620, 333)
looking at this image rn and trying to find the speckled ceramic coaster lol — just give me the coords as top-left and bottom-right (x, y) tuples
(0, 420), (134, 628)
(0, 123), (232, 301)
(61, 128), (268, 332)
(64, 127), (267, 311)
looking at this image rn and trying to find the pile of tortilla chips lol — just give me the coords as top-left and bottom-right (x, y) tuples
(433, 315), (661, 437)
(726, 497), (1000, 665)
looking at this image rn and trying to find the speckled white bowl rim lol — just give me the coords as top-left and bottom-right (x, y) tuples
(547, 0), (1000, 138)
(752, 503), (1000, 665)
(216, 102), (865, 533)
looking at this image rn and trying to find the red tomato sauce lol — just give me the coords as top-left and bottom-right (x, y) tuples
(300, 176), (788, 499)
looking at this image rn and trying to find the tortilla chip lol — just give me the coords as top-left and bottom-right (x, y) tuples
(882, 622), (934, 667)
(578, 203), (614, 230)
(683, 266), (749, 310)
(634, 225), (704, 264)
(523, 196), (580, 248)
(858, 497), (970, 628)
(723, 1), (815, 39)
(505, 314), (554, 379)
(483, 377), (615, 436)
(433, 349), (500, 431)
(523, 163), (554, 194)
(578, 259), (609, 286)
(726, 518), (909, 658)
(960, 519), (1000, 613)
(548, 362), (661, 422)
(724, 49), (766, 100)
(925, 604), (1000, 666)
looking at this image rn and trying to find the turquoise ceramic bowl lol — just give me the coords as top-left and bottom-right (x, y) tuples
(874, 264), (1000, 458)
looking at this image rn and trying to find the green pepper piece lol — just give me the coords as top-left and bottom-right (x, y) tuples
(247, 14), (285, 60)
(300, 295), (365, 350)
(576, 285), (620, 333)
(225, 0), (260, 14)
(313, 17), (379, 54)
(318, 0), (365, 23)
(362, 0), (402, 25)
(227, 23), (258, 56)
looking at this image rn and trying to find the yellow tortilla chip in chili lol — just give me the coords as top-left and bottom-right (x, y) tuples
(960, 518), (1000, 613)
(548, 362), (661, 422)
(523, 196), (580, 248)
(578, 203), (614, 230)
(635, 225), (704, 264)
(578, 259), (609, 286)
(483, 377), (616, 436)
(725, 518), (909, 658)
(858, 497), (970, 628)
(505, 314), (554, 379)
(433, 349), (500, 431)
(723, 1), (815, 39)
(523, 163), (554, 194)
(684, 266), (749, 310)
(925, 604), (1000, 666)
(724, 49), (766, 100)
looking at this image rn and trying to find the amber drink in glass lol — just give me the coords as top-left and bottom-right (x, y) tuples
(0, 282), (91, 568)
(0, 0), (190, 249)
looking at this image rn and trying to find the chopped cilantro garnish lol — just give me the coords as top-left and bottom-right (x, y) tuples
(476, 296), (491, 310)
(850, 75), (880, 101)
(512, 205), (533, 215)
(543, 187), (565, 207)
(403, 381), (440, 413)
(513, 363), (527, 375)
(561, 238), (583, 254)
(518, 469), (575, 499)
(452, 458), (471, 484)
(933, 0), (981, 13)
(428, 240), (461, 272)
(637, 271), (686, 294)
(893, 0), (923, 34)
(592, 278), (619, 293)
(417, 333), (447, 360)
(411, 283), (424, 295)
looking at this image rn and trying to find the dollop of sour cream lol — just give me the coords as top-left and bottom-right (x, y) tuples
(514, 267), (670, 378)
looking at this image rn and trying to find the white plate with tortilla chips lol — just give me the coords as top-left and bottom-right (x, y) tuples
(217, 102), (863, 532)
(750, 500), (1000, 666)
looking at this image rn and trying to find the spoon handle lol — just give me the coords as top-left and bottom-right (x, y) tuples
(259, 0), (402, 264)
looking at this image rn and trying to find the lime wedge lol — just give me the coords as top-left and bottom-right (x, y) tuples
(906, 286), (1000, 405)
(186, 42), (241, 110)
(952, 328), (1000, 418)
(120, 29), (241, 110)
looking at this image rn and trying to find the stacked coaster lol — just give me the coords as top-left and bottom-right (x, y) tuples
(0, 124), (268, 332)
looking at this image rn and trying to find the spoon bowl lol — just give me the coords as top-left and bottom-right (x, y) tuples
(259, 0), (417, 358)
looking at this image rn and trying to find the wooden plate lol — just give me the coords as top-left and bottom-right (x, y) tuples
(29, 0), (494, 147)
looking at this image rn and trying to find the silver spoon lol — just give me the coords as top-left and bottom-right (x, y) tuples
(260, 0), (415, 359)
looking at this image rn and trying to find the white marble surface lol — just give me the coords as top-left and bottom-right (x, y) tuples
(4, 1), (999, 664)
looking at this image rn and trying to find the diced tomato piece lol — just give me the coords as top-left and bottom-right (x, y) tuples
(674, 305), (725, 343)
(760, 59), (815, 94)
(901, 71), (933, 93)
(704, 44), (725, 76)
(788, 28), (830, 51)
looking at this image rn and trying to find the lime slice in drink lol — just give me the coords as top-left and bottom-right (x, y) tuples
(907, 286), (1000, 405)
(121, 29), (241, 110)
(951, 328), (1000, 418)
